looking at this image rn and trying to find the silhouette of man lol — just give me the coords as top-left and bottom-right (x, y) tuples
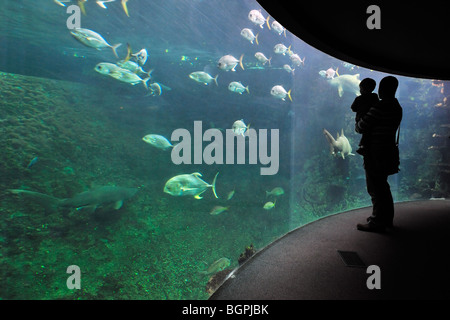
(355, 76), (403, 232)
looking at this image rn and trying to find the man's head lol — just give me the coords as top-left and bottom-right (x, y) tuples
(379, 76), (398, 99)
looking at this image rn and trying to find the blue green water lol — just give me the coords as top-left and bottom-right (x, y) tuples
(0, 0), (447, 299)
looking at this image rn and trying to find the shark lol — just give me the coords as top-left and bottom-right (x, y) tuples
(328, 74), (361, 97)
(323, 128), (355, 159)
(8, 186), (139, 213)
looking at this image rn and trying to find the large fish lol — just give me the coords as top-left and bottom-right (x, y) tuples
(328, 74), (361, 97)
(323, 128), (355, 159)
(164, 172), (219, 199)
(8, 186), (138, 213)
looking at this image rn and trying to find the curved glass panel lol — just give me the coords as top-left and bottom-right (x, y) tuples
(0, 0), (447, 299)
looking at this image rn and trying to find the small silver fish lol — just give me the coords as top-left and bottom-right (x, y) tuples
(132, 48), (148, 66)
(148, 82), (162, 96)
(342, 62), (356, 70)
(266, 187), (284, 197)
(283, 64), (295, 74)
(273, 43), (291, 55)
(254, 52), (271, 66)
(290, 53), (305, 67)
(263, 200), (276, 210)
(189, 71), (218, 86)
(271, 20), (286, 36)
(232, 119), (250, 136)
(200, 258), (231, 275)
(209, 206), (229, 215)
(108, 70), (147, 86)
(248, 10), (269, 29)
(270, 85), (292, 101)
(240, 28), (258, 45)
(217, 54), (244, 72)
(142, 134), (173, 150)
(95, 63), (150, 88)
(321, 67), (339, 79)
(94, 62), (123, 75)
(116, 60), (153, 77)
(70, 28), (121, 58)
(228, 81), (249, 94)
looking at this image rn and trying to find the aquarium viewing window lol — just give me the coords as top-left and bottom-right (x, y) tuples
(0, 0), (448, 300)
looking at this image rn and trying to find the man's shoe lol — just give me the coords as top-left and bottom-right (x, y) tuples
(357, 222), (386, 233)
(366, 217), (394, 228)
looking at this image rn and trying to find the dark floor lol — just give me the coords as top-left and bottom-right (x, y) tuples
(210, 200), (450, 300)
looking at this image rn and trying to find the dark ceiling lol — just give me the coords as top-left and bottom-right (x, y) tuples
(257, 1), (450, 80)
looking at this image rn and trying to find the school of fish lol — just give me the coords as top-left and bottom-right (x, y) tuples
(51, 2), (364, 278)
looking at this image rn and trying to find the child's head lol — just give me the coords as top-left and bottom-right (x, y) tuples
(359, 78), (376, 95)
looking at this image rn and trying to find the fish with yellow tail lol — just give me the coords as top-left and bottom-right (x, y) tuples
(117, 45), (153, 76)
(254, 52), (271, 66)
(78, 0), (87, 15)
(270, 85), (292, 102)
(323, 128), (355, 159)
(283, 64), (295, 74)
(263, 200), (276, 210)
(70, 28), (122, 58)
(232, 119), (250, 137)
(121, 0), (130, 17)
(164, 172), (219, 199)
(240, 28), (259, 45)
(217, 54), (244, 72)
(319, 67), (339, 79)
(228, 81), (249, 95)
(248, 10), (270, 29)
(290, 53), (305, 67)
(271, 20), (286, 37)
(273, 43), (291, 56)
(96, 1), (116, 9)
